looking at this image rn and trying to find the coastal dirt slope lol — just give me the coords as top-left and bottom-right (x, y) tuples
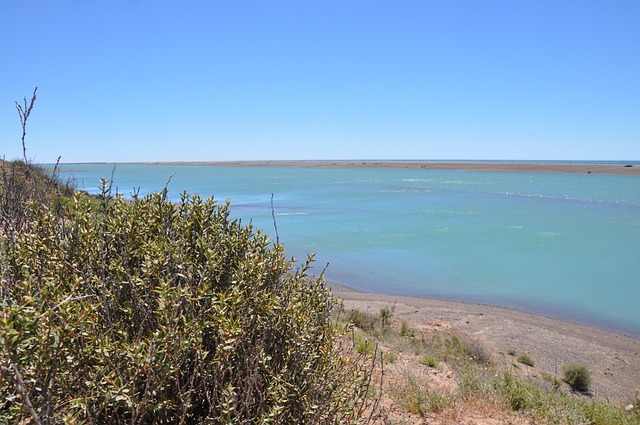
(333, 290), (640, 403)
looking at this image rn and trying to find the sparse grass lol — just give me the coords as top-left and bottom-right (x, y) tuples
(345, 307), (639, 425)
(350, 308), (376, 332)
(431, 335), (492, 367)
(390, 371), (452, 417)
(516, 353), (534, 367)
(384, 350), (398, 364)
(542, 372), (563, 391)
(400, 320), (414, 338)
(376, 325), (424, 359)
(353, 330), (376, 357)
(457, 362), (492, 394)
(493, 371), (541, 411)
(492, 371), (639, 424)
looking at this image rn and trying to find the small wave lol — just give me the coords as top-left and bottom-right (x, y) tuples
(276, 212), (309, 216)
(380, 189), (432, 193)
(539, 231), (562, 237)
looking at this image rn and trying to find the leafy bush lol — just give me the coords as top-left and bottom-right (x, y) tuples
(1, 187), (376, 424)
(563, 363), (592, 393)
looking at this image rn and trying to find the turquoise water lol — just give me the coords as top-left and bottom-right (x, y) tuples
(61, 164), (640, 336)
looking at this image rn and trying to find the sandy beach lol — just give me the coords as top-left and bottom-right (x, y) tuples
(329, 283), (640, 403)
(143, 160), (640, 176)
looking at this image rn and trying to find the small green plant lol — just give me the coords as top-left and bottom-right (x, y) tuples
(349, 309), (376, 331)
(563, 363), (591, 393)
(542, 372), (562, 391)
(353, 331), (376, 357)
(438, 335), (491, 366)
(400, 320), (414, 338)
(493, 372), (540, 411)
(516, 353), (535, 367)
(379, 307), (391, 328)
(420, 355), (437, 368)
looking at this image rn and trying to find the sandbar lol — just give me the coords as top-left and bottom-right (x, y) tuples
(141, 160), (640, 176)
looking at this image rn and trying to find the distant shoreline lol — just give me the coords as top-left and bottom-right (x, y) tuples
(65, 160), (640, 176)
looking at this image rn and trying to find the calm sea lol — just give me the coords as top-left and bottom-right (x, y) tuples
(59, 163), (640, 336)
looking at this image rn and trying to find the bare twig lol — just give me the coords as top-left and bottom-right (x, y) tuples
(270, 193), (280, 245)
(16, 87), (38, 164)
(162, 173), (175, 199)
(11, 363), (43, 425)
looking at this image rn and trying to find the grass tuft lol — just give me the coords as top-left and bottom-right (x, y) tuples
(563, 363), (592, 393)
(516, 353), (534, 367)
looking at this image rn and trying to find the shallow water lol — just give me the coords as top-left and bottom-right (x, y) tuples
(61, 163), (640, 336)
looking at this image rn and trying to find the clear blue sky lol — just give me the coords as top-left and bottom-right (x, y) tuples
(2, 1), (639, 163)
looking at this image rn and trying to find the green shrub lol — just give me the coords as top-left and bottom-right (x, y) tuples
(563, 363), (592, 393)
(516, 354), (534, 367)
(379, 307), (391, 328)
(438, 335), (491, 366)
(493, 372), (541, 411)
(400, 320), (414, 338)
(1, 189), (376, 424)
(420, 355), (437, 368)
(353, 331), (376, 357)
(349, 308), (376, 331)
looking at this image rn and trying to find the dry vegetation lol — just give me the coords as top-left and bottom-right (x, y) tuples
(337, 305), (640, 424)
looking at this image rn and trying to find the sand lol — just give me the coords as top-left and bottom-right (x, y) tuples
(144, 160), (640, 176)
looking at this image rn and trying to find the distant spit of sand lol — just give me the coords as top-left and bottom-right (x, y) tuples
(135, 160), (640, 176)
